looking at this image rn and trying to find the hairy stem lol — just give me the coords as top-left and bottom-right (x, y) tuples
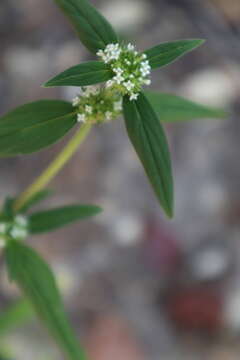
(13, 123), (92, 212)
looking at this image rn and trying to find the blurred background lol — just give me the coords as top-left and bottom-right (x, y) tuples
(1, 0), (240, 359)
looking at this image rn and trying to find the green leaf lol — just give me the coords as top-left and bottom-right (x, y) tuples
(1, 198), (15, 220)
(123, 93), (174, 218)
(0, 100), (77, 156)
(28, 204), (102, 233)
(19, 189), (53, 213)
(44, 61), (112, 87)
(5, 240), (86, 360)
(144, 39), (205, 69)
(145, 91), (227, 122)
(54, 0), (118, 53)
(0, 299), (33, 336)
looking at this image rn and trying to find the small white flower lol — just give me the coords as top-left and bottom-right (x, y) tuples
(106, 79), (114, 88)
(72, 96), (79, 107)
(113, 73), (124, 84)
(141, 54), (147, 60)
(142, 60), (150, 66)
(85, 105), (93, 114)
(127, 43), (135, 51)
(15, 215), (28, 227)
(140, 60), (151, 76)
(143, 79), (151, 85)
(99, 43), (122, 63)
(130, 93), (139, 101)
(113, 67), (124, 75)
(84, 86), (99, 97)
(124, 59), (131, 66)
(10, 226), (28, 239)
(77, 113), (86, 123)
(124, 80), (135, 92)
(96, 49), (104, 57)
(140, 68), (151, 76)
(105, 111), (113, 121)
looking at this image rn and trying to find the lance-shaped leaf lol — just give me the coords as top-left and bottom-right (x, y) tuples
(54, 0), (118, 53)
(144, 39), (204, 69)
(44, 61), (112, 87)
(145, 91), (227, 122)
(28, 204), (102, 233)
(123, 93), (174, 218)
(5, 240), (86, 360)
(0, 100), (77, 156)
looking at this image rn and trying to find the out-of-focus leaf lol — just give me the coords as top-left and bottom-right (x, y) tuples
(144, 39), (204, 69)
(0, 101), (76, 156)
(145, 91), (227, 122)
(44, 61), (112, 87)
(5, 240), (86, 360)
(54, 0), (118, 53)
(123, 93), (174, 218)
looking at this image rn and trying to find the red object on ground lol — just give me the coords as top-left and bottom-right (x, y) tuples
(165, 286), (223, 333)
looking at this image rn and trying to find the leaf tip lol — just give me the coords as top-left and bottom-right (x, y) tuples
(42, 81), (53, 88)
(163, 202), (174, 219)
(93, 205), (103, 215)
(193, 38), (206, 48)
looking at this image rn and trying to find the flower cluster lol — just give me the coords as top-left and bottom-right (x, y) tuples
(0, 215), (28, 246)
(97, 43), (151, 100)
(72, 85), (123, 124)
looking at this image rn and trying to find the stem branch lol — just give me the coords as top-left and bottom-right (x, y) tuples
(13, 123), (92, 212)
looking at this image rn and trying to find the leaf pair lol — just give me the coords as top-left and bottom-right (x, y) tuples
(0, 93), (226, 158)
(44, 39), (204, 88)
(44, 1), (204, 88)
(2, 190), (101, 360)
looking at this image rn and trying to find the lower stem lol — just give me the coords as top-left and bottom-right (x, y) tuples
(13, 123), (92, 212)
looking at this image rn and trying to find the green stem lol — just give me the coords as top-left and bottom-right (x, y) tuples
(13, 123), (92, 212)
